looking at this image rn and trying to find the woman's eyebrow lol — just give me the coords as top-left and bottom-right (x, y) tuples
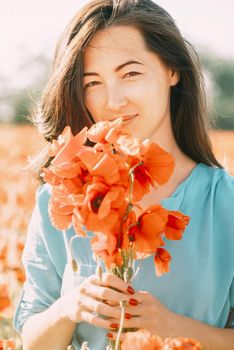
(83, 60), (143, 77)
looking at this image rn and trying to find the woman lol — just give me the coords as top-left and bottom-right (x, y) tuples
(14, 0), (234, 349)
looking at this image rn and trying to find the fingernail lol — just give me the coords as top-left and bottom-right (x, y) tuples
(106, 332), (113, 339)
(129, 298), (138, 306)
(125, 312), (132, 320)
(110, 323), (119, 329)
(127, 286), (135, 295)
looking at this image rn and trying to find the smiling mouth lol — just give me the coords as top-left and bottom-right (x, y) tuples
(122, 114), (139, 124)
(110, 114), (139, 122)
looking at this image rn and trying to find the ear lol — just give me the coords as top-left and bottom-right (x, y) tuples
(169, 69), (180, 86)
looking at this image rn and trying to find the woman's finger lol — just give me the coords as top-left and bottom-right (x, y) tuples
(105, 316), (148, 330)
(106, 331), (127, 342)
(83, 283), (140, 305)
(90, 273), (135, 295)
(124, 301), (156, 316)
(79, 310), (119, 329)
(80, 294), (121, 320)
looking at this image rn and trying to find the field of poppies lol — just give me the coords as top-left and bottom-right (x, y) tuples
(0, 124), (233, 350)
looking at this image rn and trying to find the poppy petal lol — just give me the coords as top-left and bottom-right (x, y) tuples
(165, 211), (190, 240)
(154, 248), (171, 276)
(143, 143), (175, 185)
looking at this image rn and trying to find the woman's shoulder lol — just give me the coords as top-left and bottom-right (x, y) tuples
(201, 164), (234, 195)
(36, 183), (52, 206)
(199, 164), (234, 227)
(29, 183), (59, 236)
(183, 163), (234, 217)
(211, 166), (234, 210)
(196, 163), (234, 191)
(33, 183), (53, 227)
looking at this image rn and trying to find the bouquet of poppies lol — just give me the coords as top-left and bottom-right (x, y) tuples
(42, 118), (190, 350)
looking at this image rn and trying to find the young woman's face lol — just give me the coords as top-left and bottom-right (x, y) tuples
(83, 25), (179, 140)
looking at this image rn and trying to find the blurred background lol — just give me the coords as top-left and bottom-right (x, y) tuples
(0, 0), (233, 349)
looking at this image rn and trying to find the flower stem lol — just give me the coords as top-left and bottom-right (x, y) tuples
(115, 300), (126, 350)
(117, 203), (133, 248)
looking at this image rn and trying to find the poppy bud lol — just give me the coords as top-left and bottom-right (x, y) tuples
(81, 341), (90, 350)
(67, 346), (75, 350)
(71, 259), (78, 272)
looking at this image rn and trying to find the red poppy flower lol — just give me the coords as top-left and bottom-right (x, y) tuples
(91, 231), (123, 268)
(135, 205), (168, 253)
(51, 126), (87, 166)
(154, 248), (171, 276)
(0, 284), (11, 312)
(0, 339), (16, 350)
(163, 337), (202, 349)
(116, 134), (150, 157)
(76, 182), (126, 234)
(86, 117), (129, 144)
(139, 143), (175, 185)
(122, 329), (202, 350)
(165, 211), (190, 240)
(48, 187), (74, 230)
(78, 147), (121, 185)
(121, 329), (163, 350)
(43, 167), (84, 195)
(44, 120), (191, 279)
(130, 143), (175, 201)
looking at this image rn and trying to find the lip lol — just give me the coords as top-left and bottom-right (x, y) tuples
(111, 114), (139, 123)
(122, 114), (139, 125)
(123, 114), (138, 121)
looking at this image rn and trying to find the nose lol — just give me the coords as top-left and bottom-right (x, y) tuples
(106, 84), (127, 111)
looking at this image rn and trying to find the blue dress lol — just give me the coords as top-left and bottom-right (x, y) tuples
(14, 163), (234, 349)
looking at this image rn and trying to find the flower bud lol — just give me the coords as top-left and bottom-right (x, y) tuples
(81, 341), (90, 350)
(67, 345), (75, 350)
(71, 259), (78, 272)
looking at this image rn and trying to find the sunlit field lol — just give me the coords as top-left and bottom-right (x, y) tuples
(0, 125), (43, 350)
(0, 124), (233, 349)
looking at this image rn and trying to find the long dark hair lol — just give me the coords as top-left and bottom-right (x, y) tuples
(32, 0), (223, 174)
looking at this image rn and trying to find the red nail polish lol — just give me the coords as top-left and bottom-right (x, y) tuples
(106, 332), (113, 339)
(110, 323), (119, 329)
(129, 298), (138, 306)
(127, 286), (135, 295)
(125, 312), (132, 320)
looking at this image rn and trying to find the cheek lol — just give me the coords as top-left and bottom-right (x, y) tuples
(84, 91), (105, 118)
(146, 78), (171, 108)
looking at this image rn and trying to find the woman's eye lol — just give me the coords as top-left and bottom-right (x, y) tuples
(124, 71), (141, 78)
(84, 81), (101, 89)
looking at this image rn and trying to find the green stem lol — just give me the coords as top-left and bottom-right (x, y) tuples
(117, 160), (142, 249)
(115, 301), (126, 350)
(117, 203), (133, 248)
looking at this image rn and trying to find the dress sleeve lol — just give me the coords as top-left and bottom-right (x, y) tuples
(215, 171), (234, 328)
(226, 279), (234, 328)
(231, 278), (234, 309)
(13, 185), (63, 334)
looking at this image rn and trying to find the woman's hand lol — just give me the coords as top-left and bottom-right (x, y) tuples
(106, 290), (173, 341)
(59, 272), (137, 329)
(58, 272), (234, 349)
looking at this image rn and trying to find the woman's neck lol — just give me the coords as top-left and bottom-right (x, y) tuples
(139, 114), (197, 206)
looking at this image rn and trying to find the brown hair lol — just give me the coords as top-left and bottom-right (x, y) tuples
(32, 0), (222, 174)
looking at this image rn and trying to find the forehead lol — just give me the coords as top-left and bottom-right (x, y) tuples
(83, 25), (148, 68)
